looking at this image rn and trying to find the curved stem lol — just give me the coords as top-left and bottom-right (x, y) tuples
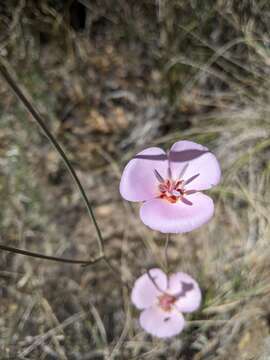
(0, 62), (104, 255)
(0, 243), (103, 265)
(146, 269), (165, 293)
(0, 61), (128, 285)
(0, 243), (130, 289)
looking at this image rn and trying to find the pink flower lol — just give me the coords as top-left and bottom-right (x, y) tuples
(131, 268), (202, 338)
(120, 140), (221, 233)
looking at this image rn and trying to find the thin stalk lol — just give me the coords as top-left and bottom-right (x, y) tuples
(0, 62), (129, 285)
(0, 244), (103, 265)
(0, 62), (104, 254)
(164, 233), (170, 273)
(146, 269), (165, 293)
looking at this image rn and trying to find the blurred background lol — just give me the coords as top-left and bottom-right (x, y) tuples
(1, 0), (270, 359)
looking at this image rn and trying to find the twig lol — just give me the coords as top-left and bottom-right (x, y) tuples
(0, 61), (129, 286)
(0, 243), (103, 265)
(18, 312), (85, 358)
(108, 293), (131, 359)
(0, 61), (104, 255)
(146, 269), (164, 293)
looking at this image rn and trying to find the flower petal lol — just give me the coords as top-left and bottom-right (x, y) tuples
(168, 272), (202, 313)
(169, 140), (221, 190)
(139, 306), (185, 338)
(120, 147), (168, 202)
(131, 268), (167, 310)
(140, 192), (214, 233)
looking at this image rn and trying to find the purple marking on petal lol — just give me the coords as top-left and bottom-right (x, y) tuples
(169, 149), (209, 162)
(174, 281), (194, 299)
(168, 272), (202, 313)
(147, 269), (165, 293)
(134, 154), (168, 161)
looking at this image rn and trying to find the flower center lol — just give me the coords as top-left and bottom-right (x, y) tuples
(158, 293), (176, 312)
(159, 179), (185, 203)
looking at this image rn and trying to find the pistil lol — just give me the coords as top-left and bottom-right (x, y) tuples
(158, 179), (185, 203)
(154, 167), (199, 205)
(158, 293), (176, 312)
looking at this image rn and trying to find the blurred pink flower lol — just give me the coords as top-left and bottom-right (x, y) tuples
(120, 140), (221, 233)
(131, 268), (201, 338)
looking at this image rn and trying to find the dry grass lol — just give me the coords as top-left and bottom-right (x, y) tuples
(0, 1), (270, 359)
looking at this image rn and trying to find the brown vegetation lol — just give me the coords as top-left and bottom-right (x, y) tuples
(1, 1), (270, 359)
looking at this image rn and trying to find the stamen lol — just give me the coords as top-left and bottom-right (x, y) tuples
(181, 197), (193, 206)
(158, 293), (176, 311)
(184, 190), (197, 195)
(179, 163), (189, 180)
(184, 173), (200, 186)
(157, 171), (196, 205)
(154, 169), (165, 183)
